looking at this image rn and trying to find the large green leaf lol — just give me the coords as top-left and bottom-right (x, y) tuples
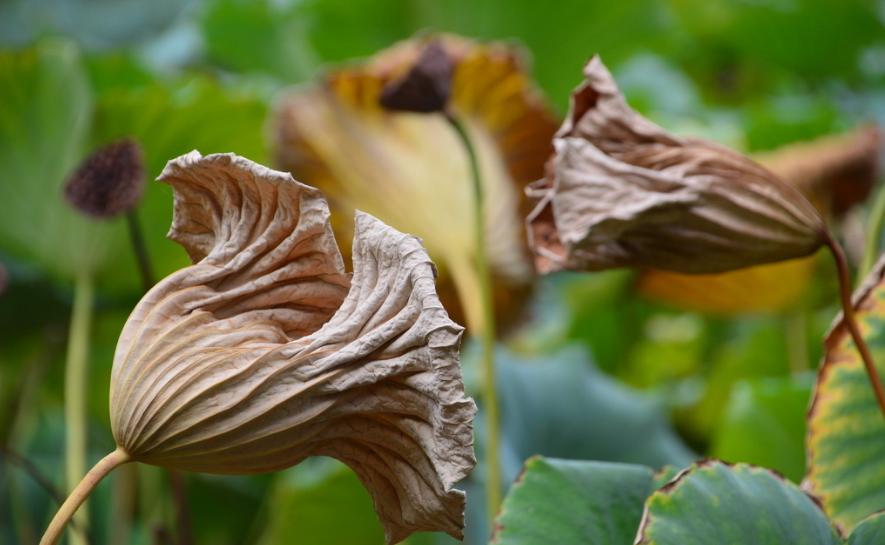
(711, 374), (812, 483)
(849, 511), (885, 545)
(201, 0), (318, 82)
(88, 67), (269, 294)
(496, 345), (696, 472)
(668, 0), (883, 80)
(806, 258), (885, 530)
(0, 44), (270, 294)
(0, 40), (116, 281)
(413, 0), (672, 111)
(460, 344), (696, 544)
(490, 456), (660, 545)
(638, 460), (842, 545)
(258, 458), (385, 545)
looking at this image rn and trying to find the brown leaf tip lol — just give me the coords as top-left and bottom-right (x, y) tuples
(64, 139), (145, 218)
(379, 39), (454, 114)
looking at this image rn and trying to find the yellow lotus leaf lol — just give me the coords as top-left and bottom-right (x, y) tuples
(273, 35), (558, 333)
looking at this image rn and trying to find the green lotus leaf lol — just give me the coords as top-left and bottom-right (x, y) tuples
(849, 511), (885, 545)
(638, 460), (841, 545)
(806, 258), (885, 529)
(490, 456), (660, 545)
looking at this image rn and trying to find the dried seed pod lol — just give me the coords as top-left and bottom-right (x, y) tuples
(64, 139), (145, 218)
(527, 56), (829, 275)
(380, 39), (454, 113)
(110, 152), (476, 543)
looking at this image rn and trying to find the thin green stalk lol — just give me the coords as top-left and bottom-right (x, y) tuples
(860, 181), (885, 281)
(8, 466), (37, 545)
(784, 312), (809, 374)
(126, 210), (154, 293)
(1, 446), (92, 544)
(65, 272), (94, 545)
(445, 113), (502, 523)
(41, 449), (130, 545)
(168, 469), (192, 545)
(109, 464), (137, 545)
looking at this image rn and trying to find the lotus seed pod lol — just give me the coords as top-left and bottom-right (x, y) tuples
(64, 139), (145, 218)
(380, 39), (454, 114)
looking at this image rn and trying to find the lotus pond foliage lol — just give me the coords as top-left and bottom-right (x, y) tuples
(2, 1), (885, 545)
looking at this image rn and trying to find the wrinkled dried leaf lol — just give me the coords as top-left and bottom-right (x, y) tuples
(109, 152), (477, 544)
(528, 56), (827, 275)
(273, 34), (558, 333)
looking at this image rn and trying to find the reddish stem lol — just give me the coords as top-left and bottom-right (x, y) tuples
(826, 233), (885, 421)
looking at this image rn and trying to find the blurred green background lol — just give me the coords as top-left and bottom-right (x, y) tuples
(1, 0), (884, 544)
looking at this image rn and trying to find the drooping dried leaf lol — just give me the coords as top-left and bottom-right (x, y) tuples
(527, 56), (828, 275)
(635, 125), (879, 313)
(110, 152), (477, 544)
(273, 34), (558, 333)
(64, 139), (145, 218)
(379, 39), (454, 114)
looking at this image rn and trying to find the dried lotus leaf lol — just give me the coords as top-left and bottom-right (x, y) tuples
(110, 152), (476, 543)
(528, 56), (828, 275)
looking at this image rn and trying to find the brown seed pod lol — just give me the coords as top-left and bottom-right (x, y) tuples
(379, 39), (454, 114)
(64, 139), (145, 218)
(527, 56), (828, 275)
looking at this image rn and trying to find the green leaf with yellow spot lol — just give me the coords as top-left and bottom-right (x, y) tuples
(637, 460), (842, 545)
(806, 257), (885, 530)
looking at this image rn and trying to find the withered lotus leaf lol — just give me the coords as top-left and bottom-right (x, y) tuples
(109, 152), (477, 543)
(527, 56), (828, 275)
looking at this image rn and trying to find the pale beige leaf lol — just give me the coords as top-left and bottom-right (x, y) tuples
(110, 151), (476, 544)
(527, 56), (827, 275)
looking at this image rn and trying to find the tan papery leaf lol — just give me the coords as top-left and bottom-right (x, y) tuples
(527, 56), (828, 275)
(109, 152), (477, 544)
